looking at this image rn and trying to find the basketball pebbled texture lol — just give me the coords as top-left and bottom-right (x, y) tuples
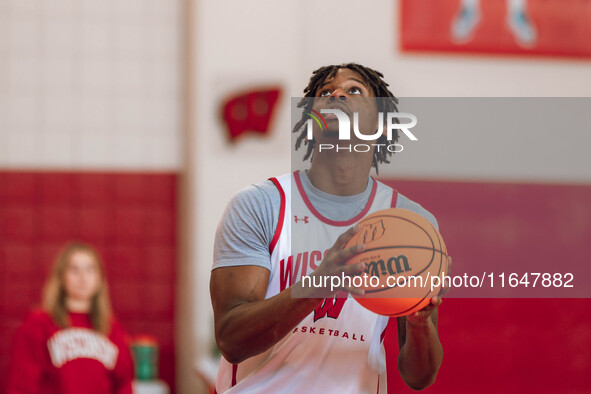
(344, 208), (449, 317)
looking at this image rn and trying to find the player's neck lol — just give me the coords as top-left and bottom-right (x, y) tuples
(307, 152), (372, 196)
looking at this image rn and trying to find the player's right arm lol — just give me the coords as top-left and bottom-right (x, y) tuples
(211, 265), (321, 364)
(210, 184), (364, 364)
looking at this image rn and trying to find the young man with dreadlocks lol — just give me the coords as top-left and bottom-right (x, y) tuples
(210, 63), (443, 393)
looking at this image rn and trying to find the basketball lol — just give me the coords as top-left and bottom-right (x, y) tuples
(344, 208), (449, 317)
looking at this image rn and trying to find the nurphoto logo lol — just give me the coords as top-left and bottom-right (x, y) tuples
(305, 108), (418, 153)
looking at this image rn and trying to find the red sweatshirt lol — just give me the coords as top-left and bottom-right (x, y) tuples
(7, 310), (134, 394)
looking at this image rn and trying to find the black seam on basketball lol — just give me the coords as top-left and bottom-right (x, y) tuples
(384, 284), (434, 316)
(363, 245), (447, 254)
(432, 223), (443, 278)
(361, 293), (432, 315)
(355, 213), (443, 310)
(355, 297), (426, 317)
(362, 275), (443, 293)
(387, 298), (425, 316)
(360, 248), (447, 292)
(358, 214), (437, 271)
(429, 221), (447, 290)
(361, 246), (445, 279)
(363, 264), (444, 294)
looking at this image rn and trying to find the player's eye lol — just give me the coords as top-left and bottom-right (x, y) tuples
(319, 89), (331, 97)
(348, 86), (362, 95)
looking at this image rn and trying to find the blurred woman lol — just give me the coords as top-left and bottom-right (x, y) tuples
(7, 242), (134, 394)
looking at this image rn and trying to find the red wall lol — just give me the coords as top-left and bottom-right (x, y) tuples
(0, 171), (177, 392)
(380, 178), (591, 393)
(3, 173), (590, 392)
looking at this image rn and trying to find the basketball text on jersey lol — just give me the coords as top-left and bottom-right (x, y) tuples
(280, 248), (413, 290)
(291, 325), (366, 342)
(297, 292), (367, 341)
(48, 328), (118, 369)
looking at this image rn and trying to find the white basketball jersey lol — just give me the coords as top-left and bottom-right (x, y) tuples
(215, 171), (400, 393)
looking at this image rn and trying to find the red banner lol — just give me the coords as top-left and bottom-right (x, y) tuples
(400, 0), (591, 58)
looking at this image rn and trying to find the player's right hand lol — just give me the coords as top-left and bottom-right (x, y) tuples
(304, 224), (367, 298)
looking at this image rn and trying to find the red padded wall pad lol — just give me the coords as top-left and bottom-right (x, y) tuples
(379, 178), (591, 393)
(0, 171), (177, 393)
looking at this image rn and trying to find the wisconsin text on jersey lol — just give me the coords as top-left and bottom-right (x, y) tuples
(281, 249), (414, 292)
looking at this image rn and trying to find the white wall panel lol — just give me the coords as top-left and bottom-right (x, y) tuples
(0, 0), (182, 171)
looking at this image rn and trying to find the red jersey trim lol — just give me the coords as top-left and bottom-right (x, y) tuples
(390, 187), (398, 208)
(231, 363), (238, 387)
(293, 171), (378, 227)
(269, 177), (286, 255)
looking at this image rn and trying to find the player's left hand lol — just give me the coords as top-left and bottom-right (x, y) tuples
(406, 297), (441, 326)
(406, 256), (452, 326)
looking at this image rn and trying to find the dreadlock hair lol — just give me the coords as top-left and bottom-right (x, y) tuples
(293, 63), (399, 174)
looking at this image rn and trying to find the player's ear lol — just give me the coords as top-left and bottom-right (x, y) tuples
(381, 116), (388, 138)
(374, 100), (388, 138)
(380, 112), (388, 138)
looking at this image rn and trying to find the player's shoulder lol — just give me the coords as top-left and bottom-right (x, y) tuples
(396, 192), (439, 230)
(228, 176), (283, 213)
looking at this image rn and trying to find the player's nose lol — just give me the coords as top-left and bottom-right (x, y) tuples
(328, 89), (348, 100)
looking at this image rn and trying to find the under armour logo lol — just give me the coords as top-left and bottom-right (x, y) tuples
(294, 216), (309, 224)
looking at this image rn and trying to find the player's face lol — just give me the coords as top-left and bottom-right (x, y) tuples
(315, 68), (373, 99)
(63, 251), (101, 303)
(312, 68), (380, 141)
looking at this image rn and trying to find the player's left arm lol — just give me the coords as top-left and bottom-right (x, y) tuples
(396, 298), (443, 391)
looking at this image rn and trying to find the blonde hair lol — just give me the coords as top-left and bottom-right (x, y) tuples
(42, 242), (113, 334)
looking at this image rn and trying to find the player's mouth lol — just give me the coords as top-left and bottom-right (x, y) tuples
(323, 112), (338, 121)
(318, 102), (352, 120)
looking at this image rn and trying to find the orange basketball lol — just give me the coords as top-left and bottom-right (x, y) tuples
(344, 208), (449, 317)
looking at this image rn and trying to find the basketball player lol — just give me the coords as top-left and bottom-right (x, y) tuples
(210, 64), (444, 393)
(451, 0), (537, 47)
